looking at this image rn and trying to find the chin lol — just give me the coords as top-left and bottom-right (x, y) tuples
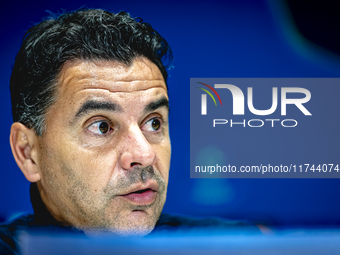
(82, 211), (158, 237)
(118, 210), (157, 237)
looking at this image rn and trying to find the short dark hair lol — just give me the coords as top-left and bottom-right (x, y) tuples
(10, 8), (173, 135)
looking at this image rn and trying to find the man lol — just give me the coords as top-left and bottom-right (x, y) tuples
(0, 7), (171, 251)
(1, 8), (258, 254)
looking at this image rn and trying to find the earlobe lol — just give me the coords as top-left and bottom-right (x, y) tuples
(10, 122), (41, 182)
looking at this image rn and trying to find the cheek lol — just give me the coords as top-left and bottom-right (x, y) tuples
(39, 143), (117, 210)
(41, 135), (119, 196)
(155, 141), (171, 180)
(66, 146), (120, 191)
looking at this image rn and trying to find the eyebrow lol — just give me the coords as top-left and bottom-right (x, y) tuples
(74, 100), (123, 119)
(144, 97), (169, 114)
(71, 96), (169, 124)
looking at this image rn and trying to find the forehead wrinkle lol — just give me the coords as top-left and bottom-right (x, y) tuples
(61, 58), (164, 83)
(80, 85), (168, 94)
(75, 74), (165, 83)
(75, 76), (166, 89)
(56, 58), (167, 97)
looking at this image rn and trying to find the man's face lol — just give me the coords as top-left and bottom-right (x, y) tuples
(35, 57), (171, 236)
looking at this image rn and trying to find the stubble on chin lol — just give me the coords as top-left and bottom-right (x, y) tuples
(61, 165), (167, 236)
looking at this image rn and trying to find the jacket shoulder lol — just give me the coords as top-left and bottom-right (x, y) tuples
(153, 213), (260, 234)
(0, 215), (33, 255)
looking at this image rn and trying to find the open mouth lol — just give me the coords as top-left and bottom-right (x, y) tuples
(131, 188), (152, 194)
(120, 188), (156, 205)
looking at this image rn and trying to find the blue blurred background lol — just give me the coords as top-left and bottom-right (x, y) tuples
(1, 0), (340, 227)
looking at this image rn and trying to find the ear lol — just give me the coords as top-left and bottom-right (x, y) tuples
(10, 122), (41, 182)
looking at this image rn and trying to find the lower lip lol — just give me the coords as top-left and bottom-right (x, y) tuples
(119, 190), (156, 205)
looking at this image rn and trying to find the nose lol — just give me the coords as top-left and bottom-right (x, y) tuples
(119, 124), (156, 170)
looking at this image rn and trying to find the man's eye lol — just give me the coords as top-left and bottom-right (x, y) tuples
(143, 118), (162, 132)
(88, 121), (112, 135)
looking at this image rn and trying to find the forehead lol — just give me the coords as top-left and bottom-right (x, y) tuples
(57, 58), (167, 96)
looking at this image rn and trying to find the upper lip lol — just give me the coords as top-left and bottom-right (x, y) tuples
(118, 181), (159, 196)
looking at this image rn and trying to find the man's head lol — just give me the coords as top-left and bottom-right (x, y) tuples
(9, 9), (172, 236)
